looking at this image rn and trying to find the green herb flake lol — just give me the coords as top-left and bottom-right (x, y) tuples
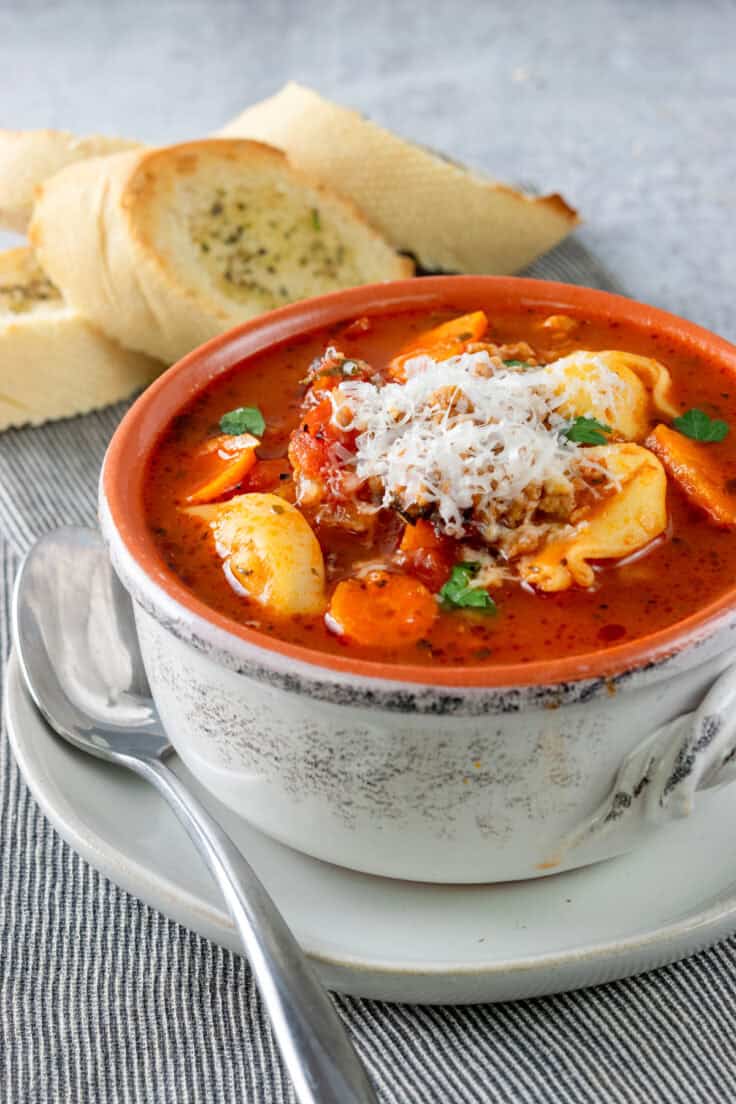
(672, 408), (729, 443)
(219, 406), (266, 437)
(503, 359), (530, 368)
(562, 416), (611, 446)
(439, 563), (497, 612)
(311, 208), (321, 231)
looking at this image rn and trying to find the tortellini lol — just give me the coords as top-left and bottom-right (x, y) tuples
(187, 493), (326, 615)
(548, 351), (679, 441)
(520, 444), (667, 591)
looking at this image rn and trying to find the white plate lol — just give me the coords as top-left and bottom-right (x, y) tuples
(7, 647), (736, 1005)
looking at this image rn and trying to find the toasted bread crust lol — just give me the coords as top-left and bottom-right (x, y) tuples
(220, 82), (579, 274)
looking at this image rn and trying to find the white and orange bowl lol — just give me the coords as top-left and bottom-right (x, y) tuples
(99, 276), (736, 883)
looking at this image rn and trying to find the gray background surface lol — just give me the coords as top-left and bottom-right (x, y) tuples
(2, 2), (736, 1102)
(1, 0), (735, 337)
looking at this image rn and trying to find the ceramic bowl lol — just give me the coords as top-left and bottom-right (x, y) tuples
(100, 276), (736, 884)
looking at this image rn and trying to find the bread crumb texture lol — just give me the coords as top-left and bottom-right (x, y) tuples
(187, 183), (362, 310)
(0, 250), (61, 315)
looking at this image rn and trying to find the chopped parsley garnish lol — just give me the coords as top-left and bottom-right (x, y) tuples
(439, 563), (497, 612)
(672, 408), (729, 443)
(562, 416), (611, 446)
(219, 406), (265, 437)
(311, 208), (321, 231)
(503, 359), (530, 368)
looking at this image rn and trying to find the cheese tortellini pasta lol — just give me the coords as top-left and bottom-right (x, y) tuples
(520, 444), (668, 591)
(188, 493), (326, 615)
(548, 351), (679, 441)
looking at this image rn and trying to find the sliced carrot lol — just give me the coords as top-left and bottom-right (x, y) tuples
(646, 424), (736, 527)
(327, 570), (437, 647)
(399, 311), (489, 356)
(185, 433), (258, 505)
(389, 311), (488, 377)
(398, 519), (445, 554)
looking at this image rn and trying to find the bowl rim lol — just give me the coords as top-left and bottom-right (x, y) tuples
(100, 274), (736, 694)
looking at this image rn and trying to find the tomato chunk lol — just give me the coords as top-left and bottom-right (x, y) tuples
(395, 520), (455, 591)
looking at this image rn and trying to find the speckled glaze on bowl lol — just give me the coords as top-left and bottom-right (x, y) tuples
(100, 277), (736, 883)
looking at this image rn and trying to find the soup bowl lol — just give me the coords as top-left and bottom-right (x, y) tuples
(100, 276), (736, 883)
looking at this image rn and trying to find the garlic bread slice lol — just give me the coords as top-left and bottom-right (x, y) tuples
(0, 247), (159, 431)
(219, 82), (579, 275)
(30, 139), (413, 364)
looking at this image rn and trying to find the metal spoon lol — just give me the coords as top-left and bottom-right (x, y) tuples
(12, 526), (377, 1104)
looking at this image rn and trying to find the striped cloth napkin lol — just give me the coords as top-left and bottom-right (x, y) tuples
(2, 241), (735, 1103)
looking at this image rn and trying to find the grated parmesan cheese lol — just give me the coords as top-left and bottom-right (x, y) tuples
(327, 350), (623, 540)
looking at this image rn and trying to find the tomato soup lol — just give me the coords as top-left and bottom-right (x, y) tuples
(143, 305), (736, 668)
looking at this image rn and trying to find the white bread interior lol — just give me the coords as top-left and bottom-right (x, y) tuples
(0, 246), (160, 430)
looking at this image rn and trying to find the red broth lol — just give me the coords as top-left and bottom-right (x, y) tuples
(143, 307), (736, 667)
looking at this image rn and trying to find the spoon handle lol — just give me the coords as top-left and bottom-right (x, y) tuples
(132, 756), (377, 1104)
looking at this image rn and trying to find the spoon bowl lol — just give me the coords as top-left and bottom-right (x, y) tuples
(13, 527), (167, 761)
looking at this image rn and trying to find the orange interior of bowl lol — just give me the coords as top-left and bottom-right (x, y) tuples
(103, 275), (736, 688)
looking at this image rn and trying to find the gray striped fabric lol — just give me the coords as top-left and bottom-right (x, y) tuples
(2, 246), (736, 1103)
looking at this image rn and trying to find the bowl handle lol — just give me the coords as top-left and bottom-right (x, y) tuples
(559, 659), (736, 857)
